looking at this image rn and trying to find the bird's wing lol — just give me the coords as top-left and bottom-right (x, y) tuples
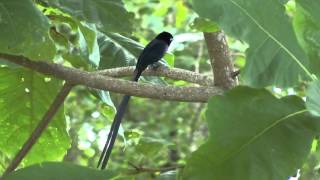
(137, 39), (167, 68)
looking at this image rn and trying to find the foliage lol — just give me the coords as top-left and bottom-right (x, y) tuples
(0, 68), (69, 166)
(0, 0), (320, 180)
(193, 0), (311, 87)
(184, 87), (319, 179)
(4, 162), (118, 180)
(0, 0), (56, 60)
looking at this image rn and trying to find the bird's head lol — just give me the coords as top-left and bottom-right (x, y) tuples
(156, 31), (173, 45)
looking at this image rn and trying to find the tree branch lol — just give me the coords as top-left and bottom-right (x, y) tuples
(2, 83), (73, 177)
(96, 66), (213, 86)
(0, 53), (223, 102)
(204, 32), (237, 89)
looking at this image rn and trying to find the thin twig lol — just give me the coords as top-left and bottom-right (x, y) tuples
(188, 103), (205, 143)
(2, 83), (74, 178)
(194, 42), (204, 73)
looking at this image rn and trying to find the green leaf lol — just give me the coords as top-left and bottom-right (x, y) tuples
(47, 14), (100, 69)
(183, 86), (320, 180)
(296, 0), (320, 22)
(306, 80), (320, 117)
(135, 137), (169, 158)
(163, 53), (175, 68)
(62, 23), (100, 68)
(299, 140), (320, 180)
(88, 86), (116, 123)
(0, 0), (56, 60)
(293, 3), (320, 78)
(190, 17), (220, 32)
(98, 33), (142, 69)
(155, 171), (178, 180)
(0, 67), (70, 166)
(192, 0), (311, 87)
(175, 1), (188, 28)
(40, 0), (133, 33)
(78, 23), (100, 66)
(4, 162), (117, 180)
(279, 0), (289, 4)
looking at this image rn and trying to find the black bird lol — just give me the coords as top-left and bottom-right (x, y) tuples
(97, 31), (173, 170)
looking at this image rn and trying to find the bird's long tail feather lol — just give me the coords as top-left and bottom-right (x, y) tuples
(97, 69), (142, 169)
(97, 95), (131, 169)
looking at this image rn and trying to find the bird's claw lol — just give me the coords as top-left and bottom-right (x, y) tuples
(149, 61), (169, 70)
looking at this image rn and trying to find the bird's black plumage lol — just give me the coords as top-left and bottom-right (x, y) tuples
(98, 32), (173, 170)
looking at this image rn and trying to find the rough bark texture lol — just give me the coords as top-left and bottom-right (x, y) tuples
(204, 32), (237, 89)
(0, 53), (222, 102)
(96, 66), (213, 86)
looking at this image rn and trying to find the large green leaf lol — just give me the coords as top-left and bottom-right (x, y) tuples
(294, 2), (320, 77)
(98, 33), (143, 69)
(40, 0), (133, 33)
(0, 67), (70, 166)
(192, 0), (311, 87)
(296, 0), (320, 22)
(0, 0), (56, 60)
(61, 22), (100, 68)
(46, 13), (100, 69)
(4, 162), (117, 180)
(306, 80), (320, 117)
(183, 86), (320, 180)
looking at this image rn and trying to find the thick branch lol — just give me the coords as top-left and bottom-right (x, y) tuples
(204, 32), (236, 89)
(0, 54), (223, 102)
(96, 66), (213, 86)
(2, 83), (73, 177)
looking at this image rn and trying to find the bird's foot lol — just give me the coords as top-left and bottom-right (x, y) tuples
(150, 61), (169, 70)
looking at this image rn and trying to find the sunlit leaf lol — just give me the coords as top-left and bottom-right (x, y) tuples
(0, 0), (56, 60)
(163, 53), (174, 68)
(296, 0), (320, 22)
(294, 2), (320, 77)
(175, 1), (188, 28)
(47, 13), (100, 68)
(306, 80), (320, 117)
(0, 67), (70, 166)
(39, 0), (133, 33)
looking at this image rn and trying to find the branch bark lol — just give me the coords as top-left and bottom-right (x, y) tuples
(0, 53), (223, 102)
(204, 32), (237, 89)
(96, 66), (213, 86)
(2, 83), (73, 177)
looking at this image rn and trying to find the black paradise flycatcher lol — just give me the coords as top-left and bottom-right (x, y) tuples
(97, 32), (173, 170)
